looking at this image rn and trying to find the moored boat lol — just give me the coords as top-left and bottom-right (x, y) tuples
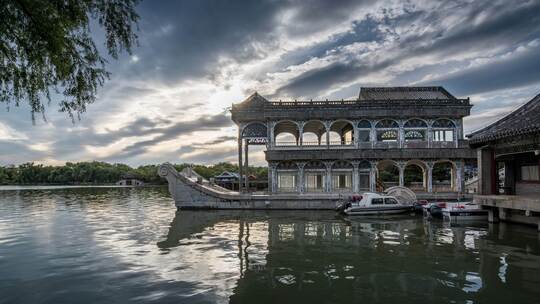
(422, 202), (448, 219)
(339, 193), (413, 216)
(442, 202), (488, 222)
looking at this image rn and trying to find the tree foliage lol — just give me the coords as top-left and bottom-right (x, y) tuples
(0, 0), (140, 120)
(0, 161), (269, 185)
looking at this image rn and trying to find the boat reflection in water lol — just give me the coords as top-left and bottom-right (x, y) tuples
(158, 210), (540, 303)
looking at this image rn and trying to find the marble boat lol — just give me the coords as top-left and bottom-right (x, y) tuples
(158, 163), (417, 210)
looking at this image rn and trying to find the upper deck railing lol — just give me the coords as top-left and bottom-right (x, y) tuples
(231, 98), (471, 112)
(267, 98), (470, 107)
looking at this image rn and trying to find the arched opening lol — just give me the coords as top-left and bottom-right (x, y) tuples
(404, 119), (427, 147)
(404, 162), (426, 192)
(358, 160), (371, 191)
(433, 161), (455, 192)
(302, 120), (326, 146)
(375, 119), (399, 148)
(329, 120), (354, 145)
(332, 161), (353, 192)
(304, 161), (326, 192)
(276, 161), (298, 192)
(432, 119), (455, 143)
(322, 131), (341, 145)
(377, 160), (399, 190)
(274, 121), (298, 146)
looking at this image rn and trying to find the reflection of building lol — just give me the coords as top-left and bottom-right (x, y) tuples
(468, 93), (540, 229)
(231, 87), (476, 197)
(160, 211), (537, 303)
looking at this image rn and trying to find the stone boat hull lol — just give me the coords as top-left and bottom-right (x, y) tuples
(158, 163), (418, 210)
(158, 163), (343, 210)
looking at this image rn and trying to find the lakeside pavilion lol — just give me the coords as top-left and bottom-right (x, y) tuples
(231, 87), (476, 198)
(468, 93), (540, 229)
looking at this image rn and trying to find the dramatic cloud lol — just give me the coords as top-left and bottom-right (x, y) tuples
(1, 0), (539, 166)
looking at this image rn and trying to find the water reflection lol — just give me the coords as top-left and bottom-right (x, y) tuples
(1, 188), (540, 304)
(160, 210), (540, 304)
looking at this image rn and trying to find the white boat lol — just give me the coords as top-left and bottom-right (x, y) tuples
(442, 202), (488, 222)
(340, 193), (413, 216)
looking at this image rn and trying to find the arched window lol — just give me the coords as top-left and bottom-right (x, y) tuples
(274, 121), (299, 146)
(302, 120), (326, 146)
(276, 161), (297, 192)
(332, 161), (353, 192)
(404, 119), (427, 141)
(329, 120), (354, 145)
(358, 160), (371, 191)
(376, 120), (399, 142)
(404, 162), (425, 191)
(377, 161), (399, 190)
(432, 119), (455, 142)
(304, 161), (326, 192)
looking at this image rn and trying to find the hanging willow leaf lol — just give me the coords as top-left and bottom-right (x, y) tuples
(0, 0), (140, 122)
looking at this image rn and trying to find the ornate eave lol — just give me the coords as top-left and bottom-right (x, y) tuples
(468, 93), (540, 147)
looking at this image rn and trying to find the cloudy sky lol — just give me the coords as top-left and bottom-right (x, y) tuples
(2, 0), (540, 166)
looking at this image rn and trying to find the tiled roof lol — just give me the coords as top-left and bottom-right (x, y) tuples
(236, 92), (268, 108)
(468, 93), (540, 145)
(215, 171), (240, 179)
(358, 87), (455, 100)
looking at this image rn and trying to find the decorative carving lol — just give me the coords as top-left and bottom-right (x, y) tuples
(296, 161), (307, 169)
(242, 122), (268, 138)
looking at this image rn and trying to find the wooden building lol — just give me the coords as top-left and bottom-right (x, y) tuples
(468, 93), (540, 229)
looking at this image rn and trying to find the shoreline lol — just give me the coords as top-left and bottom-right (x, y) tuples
(0, 184), (166, 191)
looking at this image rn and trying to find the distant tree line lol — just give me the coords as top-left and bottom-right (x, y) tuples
(0, 162), (268, 185)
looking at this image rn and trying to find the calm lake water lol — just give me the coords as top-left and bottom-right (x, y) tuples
(1, 187), (539, 304)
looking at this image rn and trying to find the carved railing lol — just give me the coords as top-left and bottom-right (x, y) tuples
(266, 98), (470, 107)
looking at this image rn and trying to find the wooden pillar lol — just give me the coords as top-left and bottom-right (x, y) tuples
(478, 147), (495, 195)
(504, 159), (515, 195)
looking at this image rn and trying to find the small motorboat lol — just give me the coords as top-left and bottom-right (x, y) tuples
(422, 202), (447, 219)
(337, 193), (413, 216)
(442, 202), (488, 222)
